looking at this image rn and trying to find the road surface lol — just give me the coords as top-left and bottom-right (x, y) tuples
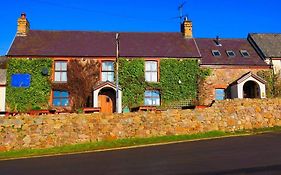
(1, 132), (281, 175)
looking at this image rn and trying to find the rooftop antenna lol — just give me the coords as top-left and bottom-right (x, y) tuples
(178, 1), (187, 22)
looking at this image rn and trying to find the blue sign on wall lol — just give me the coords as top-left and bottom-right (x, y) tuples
(11, 74), (31, 88)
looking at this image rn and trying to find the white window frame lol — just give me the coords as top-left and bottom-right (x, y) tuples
(145, 61), (158, 82)
(144, 90), (160, 106)
(101, 61), (114, 82)
(54, 61), (67, 82)
(226, 50), (236, 57)
(240, 50), (250, 57)
(212, 50), (221, 57)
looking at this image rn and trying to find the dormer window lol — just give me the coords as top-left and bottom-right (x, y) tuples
(212, 50), (221, 57)
(226, 50), (235, 57)
(240, 50), (250, 57)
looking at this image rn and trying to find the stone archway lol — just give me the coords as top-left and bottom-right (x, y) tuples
(243, 80), (260, 98)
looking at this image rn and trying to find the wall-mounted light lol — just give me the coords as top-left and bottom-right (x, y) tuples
(41, 67), (49, 76)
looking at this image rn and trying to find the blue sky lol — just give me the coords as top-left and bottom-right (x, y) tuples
(0, 0), (280, 55)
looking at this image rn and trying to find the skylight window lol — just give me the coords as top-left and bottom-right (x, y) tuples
(226, 50), (235, 57)
(240, 50), (250, 57)
(212, 50), (221, 57)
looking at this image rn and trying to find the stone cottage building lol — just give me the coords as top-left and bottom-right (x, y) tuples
(6, 13), (202, 113)
(4, 13), (272, 113)
(0, 56), (7, 115)
(195, 38), (270, 105)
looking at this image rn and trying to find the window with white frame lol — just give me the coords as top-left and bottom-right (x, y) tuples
(212, 50), (221, 57)
(52, 90), (69, 107)
(145, 61), (158, 82)
(240, 50), (250, 57)
(226, 50), (236, 57)
(54, 61), (67, 82)
(102, 61), (114, 82)
(144, 90), (160, 106)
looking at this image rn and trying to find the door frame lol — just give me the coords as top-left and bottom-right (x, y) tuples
(93, 82), (122, 113)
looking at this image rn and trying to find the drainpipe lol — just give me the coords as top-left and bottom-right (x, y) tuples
(270, 57), (276, 97)
(115, 33), (120, 113)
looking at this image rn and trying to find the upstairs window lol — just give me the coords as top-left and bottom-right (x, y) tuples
(54, 61), (67, 82)
(226, 50), (236, 57)
(144, 90), (160, 106)
(102, 61), (114, 82)
(240, 50), (250, 57)
(145, 61), (158, 82)
(53, 90), (69, 107)
(212, 50), (221, 57)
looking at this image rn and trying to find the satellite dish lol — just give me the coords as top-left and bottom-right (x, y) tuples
(41, 67), (49, 76)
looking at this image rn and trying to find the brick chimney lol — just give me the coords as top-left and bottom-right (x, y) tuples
(181, 17), (192, 38)
(17, 13), (30, 36)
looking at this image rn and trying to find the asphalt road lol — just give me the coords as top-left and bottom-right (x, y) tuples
(1, 132), (281, 175)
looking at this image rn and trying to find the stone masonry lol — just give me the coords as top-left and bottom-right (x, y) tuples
(0, 98), (280, 152)
(198, 68), (269, 105)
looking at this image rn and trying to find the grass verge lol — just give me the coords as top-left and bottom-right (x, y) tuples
(1, 126), (281, 160)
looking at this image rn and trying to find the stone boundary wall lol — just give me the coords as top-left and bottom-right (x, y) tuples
(0, 98), (281, 151)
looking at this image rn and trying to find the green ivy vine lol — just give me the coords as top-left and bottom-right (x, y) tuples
(119, 58), (210, 108)
(6, 58), (52, 112)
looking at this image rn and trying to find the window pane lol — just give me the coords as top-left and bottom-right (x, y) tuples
(150, 62), (157, 71)
(144, 98), (152, 106)
(151, 72), (158, 82)
(61, 72), (67, 82)
(55, 62), (61, 71)
(54, 72), (61, 81)
(61, 62), (67, 71)
(53, 99), (61, 106)
(155, 98), (160, 106)
(107, 62), (114, 71)
(151, 90), (160, 97)
(61, 91), (69, 97)
(145, 62), (151, 71)
(145, 72), (151, 82)
(107, 72), (114, 82)
(102, 62), (114, 71)
(101, 72), (107, 81)
(61, 99), (69, 106)
(145, 90), (152, 97)
(53, 91), (61, 97)
(215, 89), (225, 100)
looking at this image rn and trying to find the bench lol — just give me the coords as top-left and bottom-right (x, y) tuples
(138, 106), (157, 112)
(29, 109), (50, 115)
(83, 107), (101, 113)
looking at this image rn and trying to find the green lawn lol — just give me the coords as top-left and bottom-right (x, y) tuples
(1, 126), (281, 160)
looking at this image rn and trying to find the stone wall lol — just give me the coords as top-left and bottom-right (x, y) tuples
(198, 68), (269, 105)
(0, 98), (281, 152)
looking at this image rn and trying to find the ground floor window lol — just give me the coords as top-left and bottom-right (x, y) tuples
(53, 90), (69, 107)
(144, 90), (160, 106)
(215, 88), (225, 100)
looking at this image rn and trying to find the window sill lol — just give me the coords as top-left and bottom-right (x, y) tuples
(53, 81), (68, 84)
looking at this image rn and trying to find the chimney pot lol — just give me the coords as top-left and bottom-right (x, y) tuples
(21, 13), (26, 18)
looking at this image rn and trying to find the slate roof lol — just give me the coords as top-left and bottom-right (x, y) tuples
(7, 30), (200, 58)
(0, 56), (7, 69)
(195, 38), (267, 66)
(248, 33), (281, 58)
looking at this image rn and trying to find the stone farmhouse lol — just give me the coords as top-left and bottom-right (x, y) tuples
(0, 13), (274, 114)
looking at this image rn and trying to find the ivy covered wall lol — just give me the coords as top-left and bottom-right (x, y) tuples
(6, 58), (52, 112)
(119, 58), (210, 108)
